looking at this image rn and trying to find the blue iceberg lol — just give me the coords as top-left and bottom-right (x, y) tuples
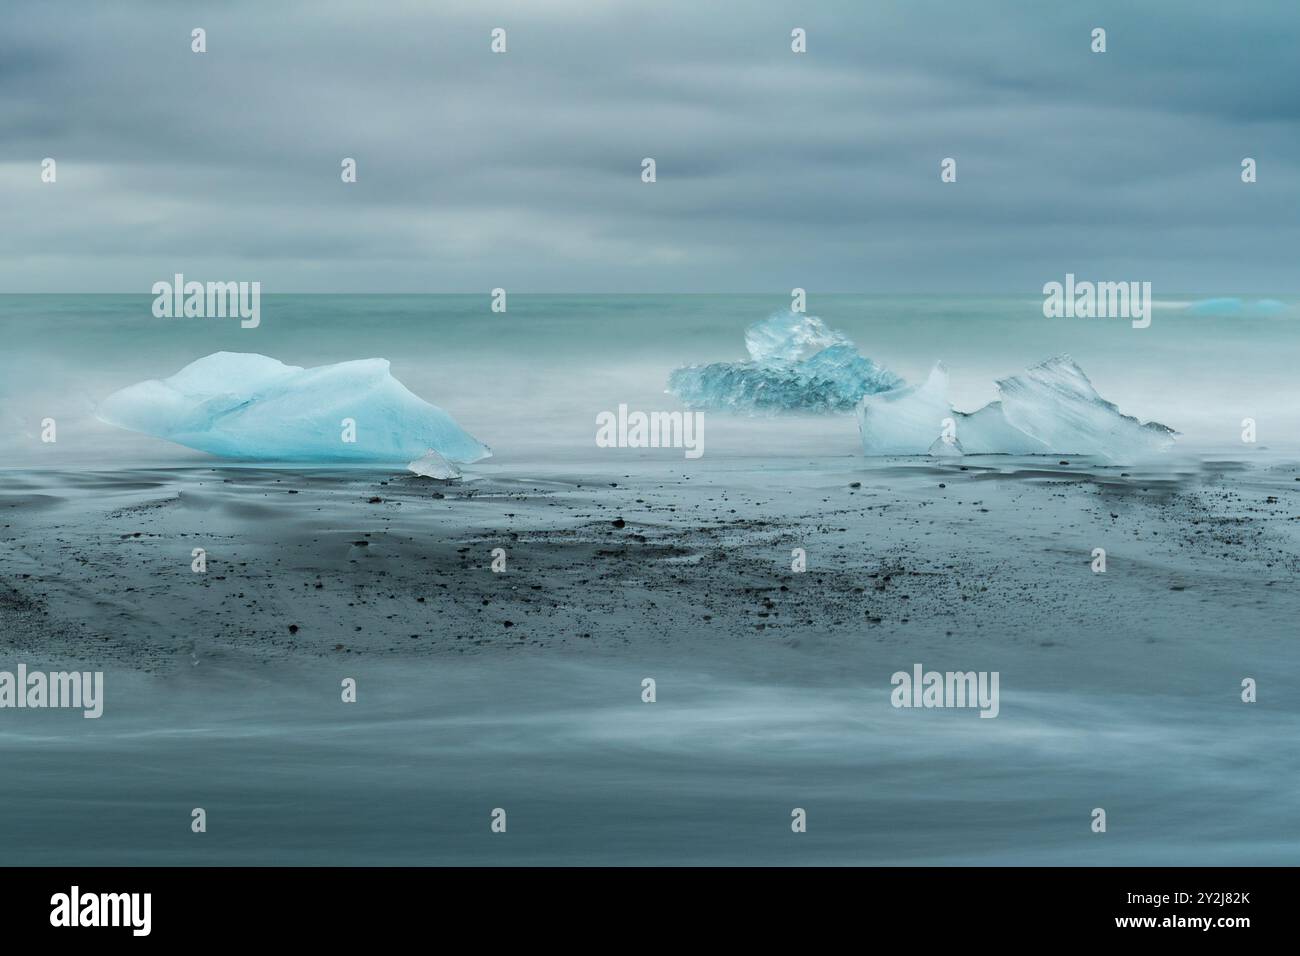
(858, 356), (1176, 461)
(667, 311), (901, 413)
(96, 352), (491, 463)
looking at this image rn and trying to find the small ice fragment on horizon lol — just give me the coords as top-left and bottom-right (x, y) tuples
(407, 448), (461, 480)
(1184, 297), (1289, 318)
(96, 352), (492, 463)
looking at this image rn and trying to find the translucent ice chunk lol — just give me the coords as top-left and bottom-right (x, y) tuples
(858, 356), (1175, 460)
(995, 356), (1175, 459)
(96, 352), (491, 463)
(744, 311), (854, 363)
(668, 311), (900, 413)
(407, 448), (462, 479)
(857, 363), (952, 455)
(954, 402), (1049, 455)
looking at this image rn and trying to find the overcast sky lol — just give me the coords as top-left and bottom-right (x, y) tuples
(1, 0), (1297, 292)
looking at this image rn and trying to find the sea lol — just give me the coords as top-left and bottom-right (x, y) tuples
(1, 294), (1297, 865)
(3, 293), (1300, 467)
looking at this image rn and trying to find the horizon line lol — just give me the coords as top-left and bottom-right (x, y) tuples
(0, 290), (1294, 298)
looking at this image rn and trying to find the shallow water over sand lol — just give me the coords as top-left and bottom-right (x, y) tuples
(2, 456), (1297, 864)
(1, 652), (1295, 866)
(3, 294), (1298, 864)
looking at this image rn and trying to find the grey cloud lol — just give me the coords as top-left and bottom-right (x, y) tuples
(1, 0), (1297, 292)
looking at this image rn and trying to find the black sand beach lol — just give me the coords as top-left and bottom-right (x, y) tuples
(4, 456), (1298, 671)
(2, 454), (1298, 865)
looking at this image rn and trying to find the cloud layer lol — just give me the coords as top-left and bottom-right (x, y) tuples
(2, 0), (1296, 292)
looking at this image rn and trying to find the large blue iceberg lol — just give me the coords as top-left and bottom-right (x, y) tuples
(857, 356), (1176, 460)
(96, 352), (491, 463)
(667, 311), (901, 413)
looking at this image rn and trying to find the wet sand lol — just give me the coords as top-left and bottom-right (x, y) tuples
(2, 455), (1299, 865)
(2, 455), (1298, 678)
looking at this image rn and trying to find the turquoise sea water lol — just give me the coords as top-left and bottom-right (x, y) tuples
(3, 293), (1299, 466)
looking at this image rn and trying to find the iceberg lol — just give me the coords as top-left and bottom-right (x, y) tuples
(667, 311), (901, 413)
(96, 352), (491, 463)
(995, 356), (1176, 458)
(858, 356), (1175, 461)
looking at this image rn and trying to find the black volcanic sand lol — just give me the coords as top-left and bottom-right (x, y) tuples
(2, 455), (1298, 685)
